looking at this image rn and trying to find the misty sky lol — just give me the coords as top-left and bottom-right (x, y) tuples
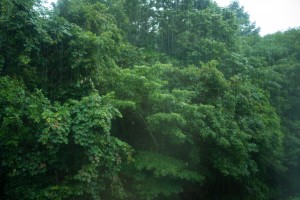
(45, 0), (300, 36)
(214, 0), (300, 35)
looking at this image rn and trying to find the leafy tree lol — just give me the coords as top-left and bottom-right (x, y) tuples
(99, 61), (284, 199)
(0, 0), (49, 88)
(0, 0), (297, 199)
(0, 77), (132, 200)
(1, 0), (132, 199)
(227, 1), (260, 36)
(235, 28), (300, 199)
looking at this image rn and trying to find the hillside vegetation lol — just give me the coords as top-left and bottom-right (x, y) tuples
(0, 0), (299, 199)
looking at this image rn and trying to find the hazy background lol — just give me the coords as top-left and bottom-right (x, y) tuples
(214, 0), (300, 35)
(44, 0), (300, 36)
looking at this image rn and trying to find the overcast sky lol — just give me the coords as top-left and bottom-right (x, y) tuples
(45, 0), (300, 36)
(214, 0), (300, 35)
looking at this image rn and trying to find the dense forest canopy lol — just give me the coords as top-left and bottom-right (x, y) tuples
(0, 0), (299, 199)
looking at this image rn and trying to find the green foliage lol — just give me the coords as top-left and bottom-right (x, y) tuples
(289, 197), (300, 200)
(135, 151), (202, 181)
(0, 0), (298, 199)
(0, 0), (49, 89)
(227, 1), (260, 36)
(103, 61), (284, 199)
(239, 28), (300, 198)
(127, 151), (203, 200)
(0, 77), (132, 199)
